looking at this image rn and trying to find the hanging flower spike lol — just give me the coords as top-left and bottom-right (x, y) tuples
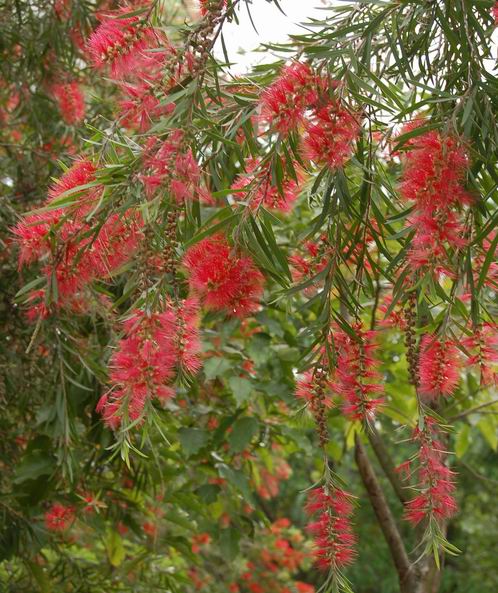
(404, 417), (457, 526)
(51, 81), (85, 125)
(45, 503), (76, 532)
(462, 323), (498, 386)
(493, 1), (498, 25)
(332, 324), (384, 422)
(87, 10), (156, 77)
(118, 81), (175, 132)
(399, 130), (470, 210)
(231, 158), (301, 213)
(97, 310), (177, 428)
(183, 233), (265, 318)
(398, 127), (470, 275)
(260, 61), (318, 135)
(305, 486), (356, 570)
(418, 335), (461, 400)
(303, 101), (360, 170)
(140, 131), (210, 204)
(48, 158), (97, 201)
(12, 159), (97, 267)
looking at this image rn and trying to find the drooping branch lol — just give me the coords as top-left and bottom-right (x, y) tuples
(354, 434), (414, 591)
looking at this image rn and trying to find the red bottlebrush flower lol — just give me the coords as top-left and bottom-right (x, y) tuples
(332, 324), (384, 422)
(398, 127), (470, 275)
(183, 233), (265, 318)
(13, 159), (97, 266)
(418, 335), (461, 400)
(231, 158), (302, 213)
(404, 417), (457, 526)
(140, 132), (210, 204)
(98, 298), (202, 428)
(87, 10), (156, 77)
(12, 211), (61, 267)
(260, 62), (318, 135)
(118, 81), (175, 131)
(305, 486), (356, 570)
(14, 157), (143, 319)
(493, 2), (498, 25)
(378, 294), (407, 330)
(407, 209), (466, 275)
(289, 239), (330, 296)
(399, 130), (471, 210)
(199, 0), (227, 16)
(51, 82), (85, 125)
(48, 158), (97, 201)
(97, 310), (177, 428)
(462, 323), (498, 386)
(45, 503), (75, 532)
(303, 102), (360, 170)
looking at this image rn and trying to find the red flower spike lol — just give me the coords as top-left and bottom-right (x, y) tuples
(140, 132), (211, 204)
(404, 418), (457, 527)
(418, 335), (461, 400)
(87, 10), (156, 77)
(45, 503), (76, 532)
(332, 324), (384, 422)
(398, 126), (471, 275)
(303, 102), (360, 170)
(260, 62), (318, 135)
(51, 82), (85, 125)
(183, 233), (264, 318)
(231, 158), (302, 213)
(461, 323), (498, 386)
(305, 486), (356, 570)
(119, 81), (175, 132)
(99, 311), (177, 428)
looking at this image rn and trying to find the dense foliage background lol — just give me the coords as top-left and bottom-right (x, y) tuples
(1, 1), (498, 592)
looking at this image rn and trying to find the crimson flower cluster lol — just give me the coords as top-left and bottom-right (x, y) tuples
(332, 325), (384, 422)
(51, 81), (85, 125)
(97, 299), (201, 428)
(462, 323), (498, 386)
(183, 233), (265, 318)
(418, 335), (461, 400)
(88, 9), (156, 77)
(231, 158), (301, 213)
(140, 131), (212, 204)
(403, 417), (457, 527)
(289, 239), (331, 296)
(260, 62), (360, 171)
(44, 503), (76, 532)
(305, 486), (356, 570)
(399, 123), (470, 275)
(13, 160), (142, 319)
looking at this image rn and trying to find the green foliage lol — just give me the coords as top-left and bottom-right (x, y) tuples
(1, 1), (498, 593)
